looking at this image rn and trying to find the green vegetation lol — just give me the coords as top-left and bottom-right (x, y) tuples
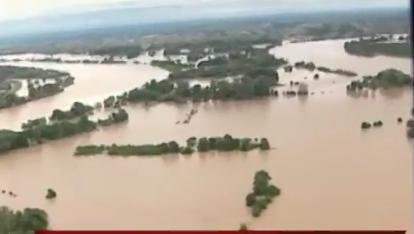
(0, 65), (74, 109)
(373, 121), (383, 127)
(0, 206), (48, 234)
(347, 69), (411, 92)
(294, 61), (316, 71)
(45, 188), (57, 199)
(0, 104), (129, 154)
(407, 119), (414, 138)
(167, 50), (286, 80)
(97, 108), (129, 126)
(361, 122), (371, 129)
(49, 102), (94, 121)
(107, 142), (179, 156)
(245, 170), (281, 217)
(117, 74), (280, 105)
(239, 223), (248, 231)
(90, 45), (143, 58)
(21, 117), (47, 130)
(0, 65), (69, 81)
(344, 38), (411, 58)
(151, 60), (190, 71)
(74, 135), (271, 156)
(74, 145), (105, 156)
(316, 66), (357, 77)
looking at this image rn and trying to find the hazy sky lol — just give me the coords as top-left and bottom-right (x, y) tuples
(0, 0), (409, 22)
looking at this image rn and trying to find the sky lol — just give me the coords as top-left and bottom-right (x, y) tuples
(0, 0), (409, 22)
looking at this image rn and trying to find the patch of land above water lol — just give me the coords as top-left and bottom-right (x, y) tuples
(0, 65), (74, 109)
(344, 35), (411, 58)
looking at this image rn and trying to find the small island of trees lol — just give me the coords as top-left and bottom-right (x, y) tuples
(245, 170), (281, 217)
(46, 188), (57, 199)
(347, 69), (411, 92)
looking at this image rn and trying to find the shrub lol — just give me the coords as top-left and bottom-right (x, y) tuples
(361, 122), (371, 129)
(46, 189), (56, 199)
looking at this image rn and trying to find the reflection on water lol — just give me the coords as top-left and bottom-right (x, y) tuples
(0, 39), (412, 231)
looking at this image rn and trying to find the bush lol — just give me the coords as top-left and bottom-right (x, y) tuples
(407, 119), (414, 128)
(259, 138), (270, 150)
(180, 146), (194, 155)
(373, 121), (383, 127)
(239, 223), (248, 231)
(408, 128), (414, 138)
(46, 189), (56, 199)
(361, 122), (371, 129)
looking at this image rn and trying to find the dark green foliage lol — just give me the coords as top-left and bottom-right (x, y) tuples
(245, 193), (256, 206)
(316, 66), (357, 77)
(50, 102), (93, 121)
(21, 117), (47, 130)
(197, 137), (210, 152)
(407, 119), (414, 138)
(0, 65), (69, 81)
(74, 145), (105, 156)
(0, 66), (73, 110)
(344, 39), (410, 58)
(74, 135), (270, 156)
(294, 61), (316, 71)
(186, 137), (197, 147)
(168, 141), (180, 153)
(361, 122), (371, 129)
(0, 206), (48, 234)
(104, 96), (116, 108)
(259, 138), (270, 150)
(373, 121), (383, 127)
(107, 143), (176, 156)
(116, 71), (279, 104)
(90, 45), (143, 58)
(0, 115), (100, 154)
(45, 189), (56, 199)
(180, 146), (194, 155)
(347, 69), (411, 92)
(239, 223), (248, 231)
(0, 130), (29, 153)
(246, 170), (280, 217)
(407, 128), (414, 138)
(98, 108), (129, 126)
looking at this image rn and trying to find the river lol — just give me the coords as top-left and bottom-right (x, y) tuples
(0, 39), (412, 231)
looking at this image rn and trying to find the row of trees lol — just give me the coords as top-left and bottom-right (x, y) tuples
(74, 135), (271, 156)
(0, 107), (129, 154)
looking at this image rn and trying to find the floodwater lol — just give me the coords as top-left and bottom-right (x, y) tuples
(0, 39), (412, 231)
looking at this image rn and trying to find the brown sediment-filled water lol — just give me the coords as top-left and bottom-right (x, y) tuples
(0, 39), (412, 231)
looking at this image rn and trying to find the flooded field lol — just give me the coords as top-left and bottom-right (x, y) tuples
(0, 39), (412, 231)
